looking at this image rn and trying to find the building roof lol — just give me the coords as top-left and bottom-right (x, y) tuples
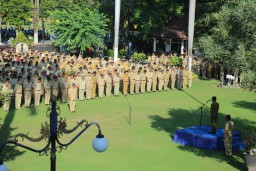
(158, 15), (188, 40)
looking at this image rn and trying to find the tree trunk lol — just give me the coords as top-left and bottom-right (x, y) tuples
(33, 0), (39, 44)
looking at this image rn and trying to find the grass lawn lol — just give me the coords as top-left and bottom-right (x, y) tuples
(0, 79), (255, 171)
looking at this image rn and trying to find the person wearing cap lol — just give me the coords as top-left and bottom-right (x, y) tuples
(135, 70), (141, 94)
(90, 71), (97, 99)
(14, 78), (23, 109)
(68, 83), (78, 113)
(113, 72), (120, 96)
(224, 115), (234, 157)
(51, 76), (59, 98)
(97, 74), (105, 98)
(33, 77), (42, 107)
(105, 72), (112, 97)
(2, 78), (12, 111)
(146, 68), (153, 92)
(152, 69), (158, 92)
(23, 76), (33, 108)
(44, 76), (52, 105)
(60, 76), (69, 102)
(170, 66), (176, 90)
(122, 71), (129, 96)
(129, 68), (136, 95)
(140, 70), (147, 93)
(78, 76), (86, 100)
(158, 70), (164, 91)
(163, 69), (170, 91)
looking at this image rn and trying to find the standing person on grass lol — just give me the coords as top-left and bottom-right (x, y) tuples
(224, 115), (234, 157)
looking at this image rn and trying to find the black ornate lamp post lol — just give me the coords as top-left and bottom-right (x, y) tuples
(0, 100), (108, 171)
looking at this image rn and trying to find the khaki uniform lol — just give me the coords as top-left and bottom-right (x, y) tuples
(91, 75), (97, 98)
(97, 77), (105, 98)
(33, 82), (42, 106)
(135, 73), (141, 94)
(113, 75), (120, 96)
(170, 69), (176, 90)
(14, 83), (23, 109)
(163, 72), (170, 91)
(86, 76), (92, 100)
(60, 80), (69, 102)
(210, 101), (219, 133)
(157, 73), (164, 91)
(129, 72), (136, 95)
(23, 81), (33, 107)
(51, 80), (59, 98)
(68, 86), (77, 112)
(105, 75), (112, 97)
(152, 72), (158, 92)
(44, 80), (51, 105)
(122, 74), (129, 95)
(2, 83), (12, 111)
(140, 73), (146, 93)
(146, 71), (153, 92)
(78, 79), (86, 100)
(224, 120), (234, 156)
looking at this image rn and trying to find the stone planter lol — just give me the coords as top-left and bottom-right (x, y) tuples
(244, 154), (256, 171)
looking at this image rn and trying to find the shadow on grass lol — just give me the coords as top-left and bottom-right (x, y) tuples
(232, 100), (256, 112)
(0, 109), (24, 161)
(149, 108), (256, 171)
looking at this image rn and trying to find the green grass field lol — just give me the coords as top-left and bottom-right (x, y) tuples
(0, 80), (255, 171)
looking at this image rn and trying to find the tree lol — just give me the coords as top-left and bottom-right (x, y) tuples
(48, 8), (108, 51)
(3, 0), (32, 29)
(0, 0), (9, 42)
(198, 0), (256, 90)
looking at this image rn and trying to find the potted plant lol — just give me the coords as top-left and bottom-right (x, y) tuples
(240, 127), (256, 171)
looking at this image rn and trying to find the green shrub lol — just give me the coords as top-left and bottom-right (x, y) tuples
(11, 31), (30, 46)
(169, 56), (182, 66)
(132, 52), (147, 61)
(107, 49), (114, 57)
(119, 49), (127, 57)
(241, 70), (256, 91)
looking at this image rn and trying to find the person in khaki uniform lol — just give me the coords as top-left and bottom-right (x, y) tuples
(78, 76), (86, 100)
(68, 83), (77, 113)
(51, 76), (59, 98)
(224, 115), (234, 157)
(129, 68), (136, 95)
(157, 70), (164, 91)
(23, 77), (33, 108)
(135, 70), (141, 94)
(113, 72), (120, 96)
(86, 72), (92, 100)
(14, 79), (23, 109)
(2, 79), (12, 111)
(140, 70), (147, 93)
(170, 67), (176, 90)
(60, 77), (69, 102)
(152, 69), (158, 92)
(210, 96), (219, 134)
(182, 67), (188, 88)
(97, 74), (105, 98)
(122, 71), (129, 96)
(105, 72), (112, 97)
(33, 77), (42, 107)
(91, 71), (97, 99)
(163, 69), (170, 91)
(146, 68), (153, 92)
(188, 69), (193, 88)
(44, 76), (51, 105)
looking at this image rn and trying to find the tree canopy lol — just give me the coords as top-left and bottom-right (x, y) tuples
(48, 8), (109, 51)
(197, 0), (256, 90)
